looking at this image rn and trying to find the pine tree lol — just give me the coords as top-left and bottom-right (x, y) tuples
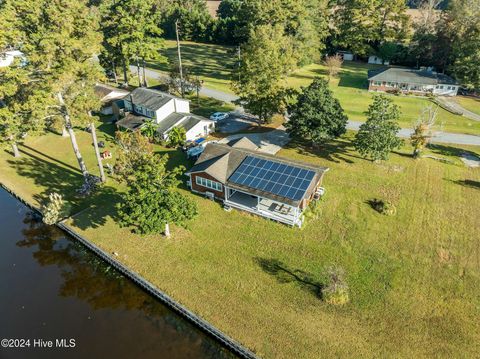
(286, 78), (348, 145)
(100, 0), (166, 86)
(354, 95), (403, 161)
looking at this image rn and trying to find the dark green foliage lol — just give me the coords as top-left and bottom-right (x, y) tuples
(332, 0), (409, 57)
(286, 78), (348, 145)
(232, 24), (296, 122)
(354, 95), (403, 161)
(116, 150), (197, 235)
(160, 0), (214, 43)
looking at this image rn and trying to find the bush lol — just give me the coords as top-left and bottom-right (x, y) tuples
(369, 198), (397, 216)
(386, 88), (401, 96)
(322, 266), (350, 305)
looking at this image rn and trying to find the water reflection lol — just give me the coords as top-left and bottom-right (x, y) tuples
(1, 191), (235, 359)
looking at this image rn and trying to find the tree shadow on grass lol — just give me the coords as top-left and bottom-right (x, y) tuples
(451, 179), (480, 189)
(285, 137), (364, 164)
(427, 143), (480, 159)
(8, 148), (122, 230)
(255, 257), (324, 298)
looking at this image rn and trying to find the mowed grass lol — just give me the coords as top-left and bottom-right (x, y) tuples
(148, 39), (236, 94)
(456, 96), (480, 116)
(149, 41), (480, 136)
(1, 121), (479, 358)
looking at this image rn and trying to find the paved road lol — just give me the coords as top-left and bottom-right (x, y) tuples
(137, 67), (480, 146)
(436, 97), (480, 122)
(130, 66), (238, 103)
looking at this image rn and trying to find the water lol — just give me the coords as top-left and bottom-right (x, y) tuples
(0, 189), (235, 359)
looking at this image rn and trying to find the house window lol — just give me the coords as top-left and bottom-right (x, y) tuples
(373, 81), (382, 86)
(447, 86), (451, 90)
(196, 176), (222, 192)
(439, 85), (444, 89)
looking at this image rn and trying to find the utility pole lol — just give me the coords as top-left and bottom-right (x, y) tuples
(237, 46), (241, 83)
(175, 20), (185, 98)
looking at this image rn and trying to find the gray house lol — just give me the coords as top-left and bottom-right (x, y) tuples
(186, 137), (328, 227)
(114, 88), (215, 141)
(368, 67), (459, 96)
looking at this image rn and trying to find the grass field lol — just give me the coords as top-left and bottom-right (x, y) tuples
(456, 96), (480, 116)
(1, 120), (479, 358)
(149, 41), (480, 136)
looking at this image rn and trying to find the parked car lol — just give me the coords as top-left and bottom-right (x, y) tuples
(209, 112), (229, 122)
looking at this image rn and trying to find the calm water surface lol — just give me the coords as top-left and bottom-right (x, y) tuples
(0, 189), (235, 359)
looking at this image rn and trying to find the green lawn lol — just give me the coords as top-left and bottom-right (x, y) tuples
(1, 120), (479, 358)
(148, 39), (236, 94)
(149, 41), (480, 136)
(456, 96), (480, 116)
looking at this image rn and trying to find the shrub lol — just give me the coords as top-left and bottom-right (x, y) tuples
(369, 198), (397, 216)
(322, 266), (350, 305)
(42, 192), (64, 225)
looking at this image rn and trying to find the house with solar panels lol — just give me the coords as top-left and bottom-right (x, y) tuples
(185, 137), (329, 227)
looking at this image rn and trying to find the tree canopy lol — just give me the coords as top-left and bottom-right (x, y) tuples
(354, 95), (403, 161)
(286, 78), (348, 145)
(232, 24), (296, 122)
(116, 147), (197, 235)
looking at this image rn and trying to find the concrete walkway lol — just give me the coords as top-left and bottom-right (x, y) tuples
(137, 68), (480, 147)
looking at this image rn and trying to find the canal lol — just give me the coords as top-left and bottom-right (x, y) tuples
(0, 188), (235, 359)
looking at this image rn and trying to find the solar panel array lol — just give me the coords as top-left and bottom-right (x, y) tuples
(228, 156), (316, 201)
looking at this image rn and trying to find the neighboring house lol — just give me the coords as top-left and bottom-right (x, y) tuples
(185, 137), (329, 227)
(94, 84), (130, 115)
(368, 67), (459, 96)
(336, 50), (354, 61)
(0, 50), (25, 67)
(368, 55), (389, 66)
(114, 87), (215, 141)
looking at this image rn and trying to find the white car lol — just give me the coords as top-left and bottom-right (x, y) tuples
(209, 112), (229, 122)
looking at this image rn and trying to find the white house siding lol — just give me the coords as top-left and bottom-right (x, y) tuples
(433, 84), (458, 96)
(368, 55), (389, 65)
(155, 99), (175, 122)
(185, 120), (215, 141)
(174, 98), (190, 113)
(0, 50), (24, 67)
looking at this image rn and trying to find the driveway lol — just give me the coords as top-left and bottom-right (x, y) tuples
(436, 97), (480, 122)
(219, 126), (290, 155)
(216, 111), (259, 133)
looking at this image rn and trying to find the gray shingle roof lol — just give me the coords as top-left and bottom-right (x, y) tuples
(186, 141), (329, 206)
(115, 113), (145, 130)
(156, 113), (188, 134)
(368, 67), (458, 85)
(123, 88), (186, 111)
(228, 137), (258, 150)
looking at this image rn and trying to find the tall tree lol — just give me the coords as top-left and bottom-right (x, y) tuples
(286, 78), (348, 146)
(101, 0), (166, 86)
(159, 0), (214, 43)
(354, 95), (403, 161)
(447, 0), (480, 89)
(11, 0), (104, 186)
(115, 134), (197, 236)
(234, 0), (329, 65)
(232, 24), (296, 122)
(0, 61), (49, 157)
(331, 0), (410, 56)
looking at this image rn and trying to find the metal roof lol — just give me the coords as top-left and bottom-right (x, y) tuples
(368, 67), (458, 85)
